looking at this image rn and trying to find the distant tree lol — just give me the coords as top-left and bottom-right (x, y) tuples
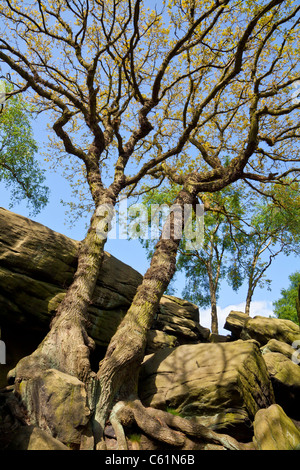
(0, 82), (49, 214)
(240, 182), (300, 315)
(273, 271), (300, 325)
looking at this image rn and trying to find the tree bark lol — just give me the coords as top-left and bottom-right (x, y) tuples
(207, 264), (219, 334)
(296, 284), (300, 326)
(92, 187), (197, 449)
(9, 193), (117, 384)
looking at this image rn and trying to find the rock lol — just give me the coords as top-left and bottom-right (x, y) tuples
(0, 208), (206, 387)
(139, 340), (275, 440)
(262, 352), (300, 420)
(261, 338), (297, 359)
(240, 315), (300, 346)
(253, 404), (300, 450)
(224, 311), (249, 338)
(208, 333), (232, 343)
(15, 369), (91, 447)
(153, 295), (209, 344)
(5, 425), (70, 450)
(146, 330), (179, 354)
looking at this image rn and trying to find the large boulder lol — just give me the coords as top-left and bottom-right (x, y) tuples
(240, 316), (300, 346)
(262, 352), (300, 420)
(0, 208), (206, 387)
(253, 404), (300, 450)
(139, 340), (275, 441)
(4, 426), (70, 450)
(224, 311), (249, 338)
(15, 369), (91, 448)
(224, 312), (300, 347)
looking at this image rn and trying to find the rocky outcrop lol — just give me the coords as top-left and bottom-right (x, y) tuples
(0, 208), (205, 387)
(1, 209), (300, 450)
(253, 404), (300, 450)
(139, 340), (275, 441)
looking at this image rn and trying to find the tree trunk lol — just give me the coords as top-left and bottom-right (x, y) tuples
(245, 289), (252, 316)
(92, 187), (197, 449)
(207, 262), (218, 334)
(296, 284), (300, 326)
(211, 297), (219, 335)
(9, 194), (116, 384)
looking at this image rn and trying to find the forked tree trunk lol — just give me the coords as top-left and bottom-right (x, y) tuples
(92, 187), (197, 449)
(9, 195), (116, 384)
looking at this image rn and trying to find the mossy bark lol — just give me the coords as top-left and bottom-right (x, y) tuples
(93, 188), (197, 448)
(9, 196), (116, 384)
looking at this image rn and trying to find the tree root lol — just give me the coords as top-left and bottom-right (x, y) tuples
(111, 398), (246, 450)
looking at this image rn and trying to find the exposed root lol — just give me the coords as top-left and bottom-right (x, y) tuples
(112, 398), (246, 450)
(109, 402), (128, 450)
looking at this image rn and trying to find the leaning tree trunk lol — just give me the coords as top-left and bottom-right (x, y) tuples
(92, 187), (198, 449)
(9, 195), (116, 384)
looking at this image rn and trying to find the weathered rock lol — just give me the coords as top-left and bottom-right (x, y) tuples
(152, 295), (210, 344)
(240, 315), (300, 346)
(15, 369), (91, 447)
(0, 208), (206, 387)
(261, 338), (297, 359)
(139, 340), (275, 440)
(5, 425), (70, 450)
(146, 330), (179, 354)
(263, 352), (300, 420)
(224, 311), (249, 338)
(253, 404), (300, 450)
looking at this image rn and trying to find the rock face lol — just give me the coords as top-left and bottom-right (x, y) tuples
(139, 340), (275, 441)
(0, 208), (205, 387)
(1, 209), (300, 450)
(253, 404), (300, 450)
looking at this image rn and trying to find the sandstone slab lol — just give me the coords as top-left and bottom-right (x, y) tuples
(253, 404), (300, 450)
(139, 340), (275, 440)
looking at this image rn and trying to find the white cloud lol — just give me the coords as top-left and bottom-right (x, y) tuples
(199, 300), (274, 335)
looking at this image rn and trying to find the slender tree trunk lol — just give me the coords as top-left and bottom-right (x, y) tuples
(296, 284), (300, 326)
(245, 288), (253, 316)
(92, 187), (197, 449)
(10, 192), (117, 384)
(207, 263), (219, 334)
(210, 293), (219, 335)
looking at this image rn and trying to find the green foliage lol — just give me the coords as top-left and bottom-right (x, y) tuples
(273, 271), (300, 325)
(0, 84), (49, 214)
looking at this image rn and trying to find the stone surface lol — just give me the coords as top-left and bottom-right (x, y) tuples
(224, 311), (249, 338)
(5, 425), (70, 450)
(253, 404), (300, 450)
(240, 315), (300, 346)
(15, 369), (91, 447)
(263, 352), (300, 419)
(0, 208), (206, 387)
(139, 340), (275, 440)
(261, 338), (297, 359)
(153, 295), (209, 344)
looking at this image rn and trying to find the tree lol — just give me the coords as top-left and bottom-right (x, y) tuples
(0, 81), (49, 213)
(140, 185), (245, 334)
(1, 0), (300, 450)
(273, 271), (300, 325)
(238, 182), (300, 315)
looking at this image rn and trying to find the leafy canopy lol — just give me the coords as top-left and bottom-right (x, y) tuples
(0, 83), (49, 214)
(273, 271), (300, 325)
